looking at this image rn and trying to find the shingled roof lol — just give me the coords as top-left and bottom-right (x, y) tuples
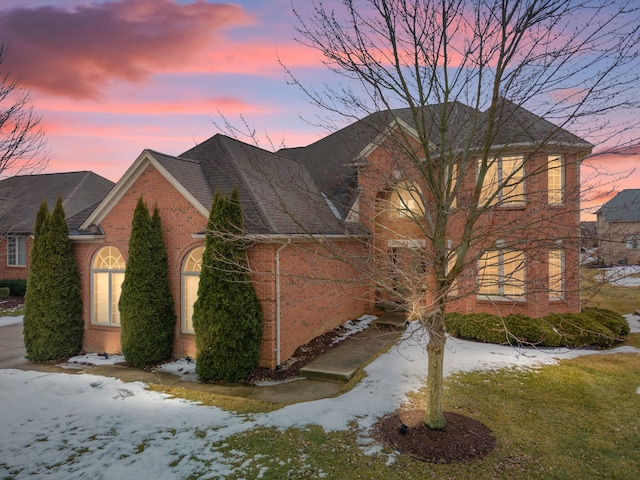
(0, 171), (115, 234)
(596, 190), (640, 223)
(83, 134), (346, 236)
(81, 100), (591, 236)
(279, 99), (592, 219)
(176, 134), (345, 235)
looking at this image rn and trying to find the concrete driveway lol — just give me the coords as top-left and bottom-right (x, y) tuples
(0, 323), (27, 368)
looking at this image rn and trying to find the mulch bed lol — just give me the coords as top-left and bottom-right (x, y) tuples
(371, 410), (496, 463)
(0, 296), (24, 310)
(243, 323), (352, 383)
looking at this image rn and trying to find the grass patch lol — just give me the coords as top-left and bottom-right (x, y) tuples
(625, 333), (640, 348)
(145, 384), (282, 414)
(582, 268), (640, 315)
(0, 304), (24, 317)
(196, 351), (640, 479)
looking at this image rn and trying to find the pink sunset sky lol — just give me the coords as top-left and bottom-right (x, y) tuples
(1, 0), (639, 219)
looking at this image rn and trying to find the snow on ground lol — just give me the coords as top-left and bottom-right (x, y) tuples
(0, 315), (23, 327)
(596, 265), (640, 287)
(2, 317), (640, 479)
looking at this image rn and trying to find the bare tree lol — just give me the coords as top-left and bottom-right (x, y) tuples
(275, 0), (640, 429)
(0, 43), (49, 178)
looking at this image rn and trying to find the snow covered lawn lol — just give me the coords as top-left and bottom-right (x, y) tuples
(2, 316), (639, 479)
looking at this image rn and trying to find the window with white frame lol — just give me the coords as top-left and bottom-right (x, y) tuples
(477, 248), (525, 299)
(626, 236), (640, 249)
(548, 249), (564, 300)
(92, 246), (125, 326)
(547, 155), (564, 205)
(7, 236), (26, 266)
(182, 247), (204, 333)
(478, 155), (525, 206)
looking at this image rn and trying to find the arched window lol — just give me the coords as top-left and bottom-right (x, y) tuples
(390, 181), (424, 217)
(182, 247), (204, 333)
(92, 246), (125, 326)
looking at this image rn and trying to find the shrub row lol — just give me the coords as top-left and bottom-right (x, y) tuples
(0, 280), (27, 297)
(446, 307), (629, 348)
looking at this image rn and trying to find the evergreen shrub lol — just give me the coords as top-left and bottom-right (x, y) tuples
(446, 308), (627, 348)
(23, 198), (83, 361)
(193, 189), (262, 382)
(0, 287), (9, 299)
(0, 280), (27, 296)
(119, 198), (175, 368)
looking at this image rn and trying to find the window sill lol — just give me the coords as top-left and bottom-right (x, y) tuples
(90, 322), (121, 328)
(476, 295), (526, 303)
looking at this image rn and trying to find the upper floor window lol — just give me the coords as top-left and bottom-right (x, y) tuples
(92, 246), (125, 326)
(7, 236), (26, 267)
(479, 155), (525, 206)
(390, 181), (424, 218)
(547, 155), (564, 205)
(182, 247), (204, 334)
(477, 248), (525, 300)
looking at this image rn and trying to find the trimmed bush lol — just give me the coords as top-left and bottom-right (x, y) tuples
(446, 308), (627, 349)
(543, 312), (618, 348)
(582, 307), (630, 337)
(0, 287), (9, 299)
(23, 197), (83, 361)
(193, 189), (262, 383)
(0, 280), (27, 296)
(119, 198), (176, 368)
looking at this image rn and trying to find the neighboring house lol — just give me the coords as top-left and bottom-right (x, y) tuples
(596, 189), (640, 265)
(0, 171), (115, 281)
(73, 100), (591, 370)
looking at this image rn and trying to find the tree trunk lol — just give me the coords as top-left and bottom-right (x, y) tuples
(424, 308), (446, 429)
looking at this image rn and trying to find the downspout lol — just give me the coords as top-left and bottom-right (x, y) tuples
(275, 240), (290, 368)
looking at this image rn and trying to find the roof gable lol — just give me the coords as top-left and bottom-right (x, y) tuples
(80, 150), (210, 230)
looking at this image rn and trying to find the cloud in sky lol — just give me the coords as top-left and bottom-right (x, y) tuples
(0, 0), (637, 217)
(0, 0), (258, 98)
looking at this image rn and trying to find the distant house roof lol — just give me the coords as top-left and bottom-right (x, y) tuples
(596, 189), (640, 222)
(0, 171), (115, 234)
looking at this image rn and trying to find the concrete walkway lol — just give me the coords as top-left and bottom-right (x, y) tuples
(2, 320), (403, 405)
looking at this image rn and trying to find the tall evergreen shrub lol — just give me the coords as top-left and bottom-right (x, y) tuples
(23, 197), (83, 361)
(119, 198), (175, 367)
(193, 189), (262, 382)
(23, 200), (50, 359)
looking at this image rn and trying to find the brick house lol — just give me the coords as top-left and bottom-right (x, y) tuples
(0, 171), (114, 281)
(596, 189), (640, 265)
(73, 100), (591, 369)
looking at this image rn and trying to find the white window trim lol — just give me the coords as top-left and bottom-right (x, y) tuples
(91, 247), (125, 327)
(6, 236), (26, 267)
(626, 236), (640, 250)
(478, 154), (526, 207)
(477, 249), (526, 302)
(547, 154), (565, 206)
(181, 247), (204, 334)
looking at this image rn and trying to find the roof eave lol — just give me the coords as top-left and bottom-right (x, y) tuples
(80, 150), (209, 229)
